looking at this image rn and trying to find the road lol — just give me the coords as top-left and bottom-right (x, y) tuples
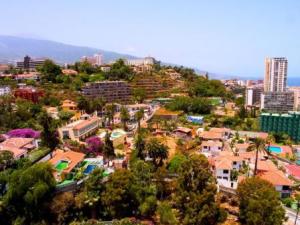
(285, 207), (300, 225)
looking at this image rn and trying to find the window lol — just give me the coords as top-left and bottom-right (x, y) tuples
(223, 170), (229, 174)
(233, 161), (237, 165)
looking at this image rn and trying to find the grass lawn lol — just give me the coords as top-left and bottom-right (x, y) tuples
(28, 147), (51, 162)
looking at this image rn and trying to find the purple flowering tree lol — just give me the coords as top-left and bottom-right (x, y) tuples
(7, 128), (40, 139)
(85, 136), (103, 155)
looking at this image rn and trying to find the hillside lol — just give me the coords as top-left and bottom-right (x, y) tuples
(0, 35), (137, 64)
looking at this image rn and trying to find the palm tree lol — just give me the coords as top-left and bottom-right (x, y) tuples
(134, 133), (146, 160)
(92, 98), (105, 116)
(146, 138), (169, 168)
(120, 106), (130, 131)
(135, 109), (144, 131)
(105, 103), (116, 128)
(247, 138), (266, 176)
(266, 134), (275, 156)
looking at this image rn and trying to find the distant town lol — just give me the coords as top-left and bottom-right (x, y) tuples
(0, 53), (300, 225)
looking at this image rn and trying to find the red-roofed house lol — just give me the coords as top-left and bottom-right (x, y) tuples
(286, 164), (300, 180)
(0, 137), (38, 159)
(49, 149), (85, 181)
(257, 170), (293, 198)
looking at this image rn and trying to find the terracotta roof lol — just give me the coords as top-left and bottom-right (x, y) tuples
(0, 137), (34, 149)
(62, 69), (78, 75)
(174, 127), (192, 133)
(73, 117), (100, 130)
(256, 160), (278, 172)
(286, 164), (300, 180)
(215, 159), (232, 170)
(0, 147), (26, 158)
(199, 131), (223, 140)
(49, 149), (85, 173)
(210, 127), (231, 133)
(235, 143), (250, 150)
(258, 170), (293, 186)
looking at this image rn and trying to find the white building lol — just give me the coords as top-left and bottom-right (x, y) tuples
(125, 57), (155, 66)
(201, 140), (223, 156)
(288, 86), (300, 111)
(0, 86), (11, 96)
(264, 57), (288, 92)
(245, 85), (263, 106)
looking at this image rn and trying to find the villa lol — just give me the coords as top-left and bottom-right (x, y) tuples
(0, 137), (39, 159)
(199, 131), (223, 141)
(61, 99), (78, 112)
(49, 149), (85, 181)
(58, 116), (101, 141)
(285, 164), (300, 180)
(201, 140), (223, 156)
(174, 127), (192, 140)
(209, 128), (231, 140)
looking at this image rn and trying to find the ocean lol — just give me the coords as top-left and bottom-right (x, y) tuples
(288, 77), (300, 87)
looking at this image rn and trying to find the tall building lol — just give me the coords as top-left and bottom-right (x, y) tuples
(261, 92), (294, 113)
(245, 85), (263, 106)
(82, 81), (131, 103)
(124, 57), (155, 66)
(264, 57), (288, 92)
(260, 112), (300, 141)
(16, 56), (47, 70)
(80, 54), (103, 66)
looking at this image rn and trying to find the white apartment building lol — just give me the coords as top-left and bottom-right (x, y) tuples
(288, 87), (300, 111)
(58, 116), (101, 141)
(245, 85), (263, 106)
(125, 57), (155, 66)
(264, 57), (288, 92)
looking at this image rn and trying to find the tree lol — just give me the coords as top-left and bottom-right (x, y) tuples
(105, 103), (116, 128)
(77, 96), (92, 114)
(101, 169), (137, 219)
(131, 160), (157, 217)
(167, 154), (188, 174)
(237, 177), (285, 225)
(107, 59), (133, 81)
(174, 154), (227, 225)
(75, 168), (105, 219)
(37, 59), (62, 82)
(120, 106), (130, 131)
(103, 132), (115, 161)
(39, 112), (60, 150)
(92, 97), (105, 116)
(156, 201), (178, 225)
(135, 109), (144, 132)
(146, 138), (169, 168)
(247, 138), (266, 176)
(134, 133), (146, 160)
(0, 150), (14, 171)
(2, 162), (56, 223)
(49, 192), (75, 224)
(133, 88), (146, 103)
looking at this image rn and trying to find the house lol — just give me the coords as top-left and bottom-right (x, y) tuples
(174, 127), (192, 140)
(14, 72), (40, 81)
(0, 137), (38, 159)
(211, 154), (246, 189)
(257, 170), (293, 198)
(209, 128), (231, 140)
(62, 69), (78, 76)
(58, 116), (101, 141)
(199, 131), (223, 141)
(154, 108), (182, 120)
(49, 149), (85, 181)
(285, 164), (300, 180)
(201, 140), (223, 155)
(14, 86), (44, 103)
(61, 99), (78, 112)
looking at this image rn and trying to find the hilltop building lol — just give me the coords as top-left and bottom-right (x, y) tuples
(16, 55), (47, 70)
(82, 81), (131, 103)
(81, 54), (103, 66)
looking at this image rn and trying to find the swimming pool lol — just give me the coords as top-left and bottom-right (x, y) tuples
(268, 146), (282, 154)
(110, 129), (126, 140)
(84, 164), (97, 174)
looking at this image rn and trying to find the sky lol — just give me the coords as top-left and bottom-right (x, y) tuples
(1, 0), (300, 78)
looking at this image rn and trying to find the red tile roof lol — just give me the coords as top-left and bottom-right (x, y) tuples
(286, 164), (300, 180)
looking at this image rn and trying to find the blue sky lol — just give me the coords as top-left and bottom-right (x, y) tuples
(1, 0), (300, 77)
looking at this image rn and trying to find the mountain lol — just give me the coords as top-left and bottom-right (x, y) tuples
(0, 35), (137, 64)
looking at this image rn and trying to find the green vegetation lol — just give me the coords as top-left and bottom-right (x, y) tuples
(237, 177), (285, 225)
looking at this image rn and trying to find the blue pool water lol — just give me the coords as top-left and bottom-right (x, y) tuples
(84, 165), (97, 174)
(268, 146), (282, 154)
